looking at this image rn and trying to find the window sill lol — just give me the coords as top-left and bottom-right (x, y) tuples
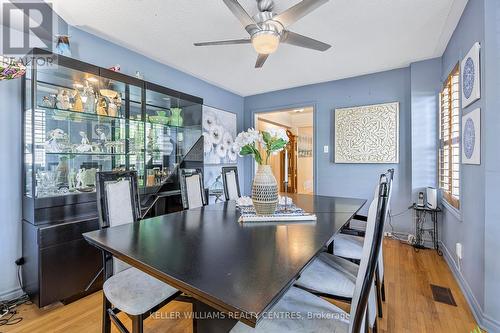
(441, 199), (462, 221)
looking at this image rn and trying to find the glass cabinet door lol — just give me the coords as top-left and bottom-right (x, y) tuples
(30, 63), (143, 198)
(144, 88), (202, 191)
(144, 89), (178, 189)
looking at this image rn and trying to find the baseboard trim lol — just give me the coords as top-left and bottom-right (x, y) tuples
(439, 241), (500, 333)
(0, 287), (24, 301)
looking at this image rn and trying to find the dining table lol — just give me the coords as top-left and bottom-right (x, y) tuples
(83, 193), (366, 332)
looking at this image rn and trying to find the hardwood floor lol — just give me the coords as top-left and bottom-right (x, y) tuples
(3, 240), (479, 333)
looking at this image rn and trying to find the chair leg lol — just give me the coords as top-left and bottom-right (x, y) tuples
(372, 319), (378, 333)
(102, 294), (112, 333)
(381, 279), (386, 302)
(131, 314), (144, 333)
(375, 267), (383, 318)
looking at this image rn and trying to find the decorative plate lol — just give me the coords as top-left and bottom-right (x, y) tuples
(461, 42), (481, 108)
(461, 108), (480, 165)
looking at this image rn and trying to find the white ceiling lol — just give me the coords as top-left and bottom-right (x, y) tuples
(49, 0), (468, 96)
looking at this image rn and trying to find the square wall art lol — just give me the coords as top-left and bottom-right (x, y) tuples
(461, 42), (481, 108)
(462, 108), (481, 165)
(334, 102), (399, 164)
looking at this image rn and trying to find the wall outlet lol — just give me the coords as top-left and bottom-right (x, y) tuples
(456, 243), (463, 260)
(323, 145), (329, 153)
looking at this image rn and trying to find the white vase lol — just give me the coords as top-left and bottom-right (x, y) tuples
(252, 165), (278, 215)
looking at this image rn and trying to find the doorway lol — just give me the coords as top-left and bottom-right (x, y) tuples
(255, 107), (314, 194)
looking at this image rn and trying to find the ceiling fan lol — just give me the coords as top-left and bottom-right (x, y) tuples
(194, 0), (331, 68)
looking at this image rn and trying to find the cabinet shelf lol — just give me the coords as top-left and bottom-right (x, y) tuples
(37, 80), (143, 105)
(37, 106), (141, 123)
(45, 152), (133, 156)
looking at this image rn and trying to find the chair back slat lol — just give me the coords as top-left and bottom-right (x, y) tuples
(96, 171), (141, 276)
(105, 180), (135, 227)
(96, 171), (141, 229)
(222, 166), (241, 201)
(180, 169), (206, 209)
(349, 177), (390, 333)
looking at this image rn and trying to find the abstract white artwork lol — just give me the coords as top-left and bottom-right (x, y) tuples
(334, 102), (399, 164)
(462, 108), (481, 165)
(461, 42), (481, 108)
(202, 105), (237, 165)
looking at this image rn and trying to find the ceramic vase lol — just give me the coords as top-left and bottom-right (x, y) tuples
(252, 165), (278, 215)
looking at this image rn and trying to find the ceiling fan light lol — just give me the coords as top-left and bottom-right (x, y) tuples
(251, 31), (280, 54)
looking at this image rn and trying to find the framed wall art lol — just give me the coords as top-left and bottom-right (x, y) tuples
(202, 105), (237, 165)
(461, 42), (481, 108)
(202, 105), (238, 191)
(462, 108), (481, 165)
(334, 102), (399, 164)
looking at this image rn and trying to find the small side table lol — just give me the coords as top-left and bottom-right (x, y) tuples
(209, 189), (225, 203)
(412, 204), (442, 256)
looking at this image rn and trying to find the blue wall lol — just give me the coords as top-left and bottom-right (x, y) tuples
(440, 0), (487, 324)
(0, 22), (244, 298)
(0, 79), (22, 299)
(483, 0), (500, 329)
(440, 0), (500, 331)
(244, 68), (414, 229)
(410, 58), (442, 197)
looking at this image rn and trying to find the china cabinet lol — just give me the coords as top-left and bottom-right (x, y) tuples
(22, 49), (203, 307)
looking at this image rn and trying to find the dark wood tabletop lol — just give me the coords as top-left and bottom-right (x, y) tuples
(83, 194), (366, 327)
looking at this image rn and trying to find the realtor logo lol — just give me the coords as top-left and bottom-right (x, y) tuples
(2, 1), (53, 55)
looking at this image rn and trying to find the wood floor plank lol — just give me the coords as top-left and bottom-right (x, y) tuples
(2, 239), (480, 333)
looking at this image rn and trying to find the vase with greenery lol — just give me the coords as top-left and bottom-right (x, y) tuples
(233, 128), (289, 215)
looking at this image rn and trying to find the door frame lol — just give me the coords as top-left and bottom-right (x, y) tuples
(251, 102), (317, 195)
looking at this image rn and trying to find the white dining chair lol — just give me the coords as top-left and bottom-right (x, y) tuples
(96, 171), (181, 333)
(180, 168), (207, 209)
(222, 166), (241, 201)
(230, 180), (391, 333)
(332, 170), (394, 317)
(294, 174), (391, 332)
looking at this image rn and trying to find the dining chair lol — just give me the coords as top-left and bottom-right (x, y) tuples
(96, 171), (181, 333)
(222, 166), (241, 201)
(180, 168), (207, 209)
(293, 174), (390, 332)
(345, 169), (395, 235)
(230, 180), (390, 333)
(332, 169), (394, 317)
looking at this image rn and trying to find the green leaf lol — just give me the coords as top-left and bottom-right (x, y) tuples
(239, 145), (254, 156)
(269, 138), (287, 152)
(262, 131), (272, 145)
(252, 146), (263, 164)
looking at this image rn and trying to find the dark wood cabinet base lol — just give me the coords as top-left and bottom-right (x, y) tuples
(22, 219), (103, 307)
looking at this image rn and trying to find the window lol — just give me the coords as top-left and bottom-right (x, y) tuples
(439, 65), (460, 209)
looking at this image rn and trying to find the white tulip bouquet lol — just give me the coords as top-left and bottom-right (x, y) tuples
(233, 128), (289, 165)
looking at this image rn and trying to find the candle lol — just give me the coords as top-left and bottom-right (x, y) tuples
(284, 149), (289, 185)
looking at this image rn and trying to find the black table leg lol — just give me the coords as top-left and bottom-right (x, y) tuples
(193, 300), (238, 333)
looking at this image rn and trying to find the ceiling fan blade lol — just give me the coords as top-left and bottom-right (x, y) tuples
(194, 39), (251, 46)
(255, 54), (269, 68)
(273, 0), (329, 28)
(282, 31), (331, 51)
(222, 0), (256, 29)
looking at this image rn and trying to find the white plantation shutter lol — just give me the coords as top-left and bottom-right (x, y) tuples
(439, 64), (460, 209)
